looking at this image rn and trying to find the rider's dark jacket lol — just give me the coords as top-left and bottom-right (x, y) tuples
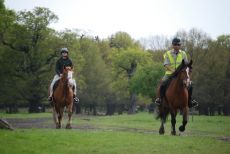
(55, 57), (73, 76)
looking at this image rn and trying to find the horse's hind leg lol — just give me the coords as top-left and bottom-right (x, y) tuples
(66, 105), (73, 129)
(170, 112), (177, 135)
(179, 107), (189, 132)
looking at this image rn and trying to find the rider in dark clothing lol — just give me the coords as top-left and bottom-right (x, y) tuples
(48, 48), (79, 103)
(55, 57), (73, 76)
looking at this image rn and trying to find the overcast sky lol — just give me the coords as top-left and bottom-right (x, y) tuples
(5, 0), (230, 39)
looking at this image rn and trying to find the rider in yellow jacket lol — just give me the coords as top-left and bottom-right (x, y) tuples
(155, 38), (198, 108)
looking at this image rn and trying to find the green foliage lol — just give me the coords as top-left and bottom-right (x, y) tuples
(0, 6), (60, 112)
(78, 38), (112, 111)
(130, 62), (164, 99)
(192, 38), (229, 115)
(109, 31), (141, 49)
(0, 0), (5, 9)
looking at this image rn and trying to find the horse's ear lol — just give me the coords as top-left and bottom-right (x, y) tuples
(188, 59), (193, 67)
(182, 59), (185, 65)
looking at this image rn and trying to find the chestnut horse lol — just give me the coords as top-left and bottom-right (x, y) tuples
(157, 60), (193, 135)
(53, 66), (74, 129)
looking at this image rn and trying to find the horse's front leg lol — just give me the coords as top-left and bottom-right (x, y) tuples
(159, 112), (167, 135)
(179, 106), (189, 132)
(159, 118), (165, 135)
(56, 107), (64, 129)
(66, 104), (73, 129)
(171, 111), (177, 135)
(52, 107), (59, 128)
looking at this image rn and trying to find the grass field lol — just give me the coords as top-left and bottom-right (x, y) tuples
(0, 112), (229, 154)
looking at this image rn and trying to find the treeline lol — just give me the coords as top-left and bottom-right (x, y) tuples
(0, 1), (229, 115)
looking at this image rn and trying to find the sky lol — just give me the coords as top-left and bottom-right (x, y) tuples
(5, 0), (230, 40)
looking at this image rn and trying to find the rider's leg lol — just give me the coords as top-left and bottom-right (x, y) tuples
(155, 75), (169, 105)
(48, 75), (60, 101)
(70, 79), (79, 103)
(188, 82), (198, 108)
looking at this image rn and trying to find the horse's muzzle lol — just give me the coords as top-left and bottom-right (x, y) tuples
(183, 79), (191, 88)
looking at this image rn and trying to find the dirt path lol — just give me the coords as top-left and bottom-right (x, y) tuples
(5, 116), (157, 134)
(4, 116), (230, 142)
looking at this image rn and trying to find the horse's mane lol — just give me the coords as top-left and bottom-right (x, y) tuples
(160, 60), (187, 98)
(169, 61), (186, 80)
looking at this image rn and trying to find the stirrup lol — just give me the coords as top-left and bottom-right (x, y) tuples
(155, 98), (161, 105)
(191, 99), (199, 107)
(74, 97), (79, 103)
(48, 96), (53, 102)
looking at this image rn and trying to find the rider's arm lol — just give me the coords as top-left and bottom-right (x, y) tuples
(164, 64), (175, 72)
(163, 53), (175, 72)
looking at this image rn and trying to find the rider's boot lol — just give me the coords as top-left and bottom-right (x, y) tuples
(48, 95), (53, 102)
(155, 98), (161, 106)
(189, 99), (198, 108)
(73, 94), (79, 103)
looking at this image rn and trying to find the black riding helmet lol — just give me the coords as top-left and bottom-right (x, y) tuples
(172, 38), (181, 45)
(61, 47), (68, 54)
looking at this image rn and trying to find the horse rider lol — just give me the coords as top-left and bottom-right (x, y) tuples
(48, 47), (79, 103)
(155, 38), (198, 108)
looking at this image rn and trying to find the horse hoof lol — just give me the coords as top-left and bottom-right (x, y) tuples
(159, 128), (165, 135)
(179, 125), (185, 132)
(66, 124), (72, 129)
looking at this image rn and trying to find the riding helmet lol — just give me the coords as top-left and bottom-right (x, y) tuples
(61, 47), (68, 53)
(172, 38), (181, 45)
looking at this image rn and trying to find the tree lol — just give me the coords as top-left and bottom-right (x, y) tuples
(140, 35), (170, 51)
(193, 40), (229, 115)
(112, 48), (150, 114)
(0, 7), (59, 112)
(78, 38), (111, 115)
(130, 62), (164, 102)
(109, 31), (140, 49)
(216, 35), (230, 115)
(175, 28), (211, 60)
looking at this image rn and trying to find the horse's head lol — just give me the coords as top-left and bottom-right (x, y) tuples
(62, 66), (73, 81)
(177, 60), (193, 87)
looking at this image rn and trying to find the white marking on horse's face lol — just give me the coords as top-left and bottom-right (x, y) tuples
(185, 67), (191, 87)
(67, 71), (73, 79)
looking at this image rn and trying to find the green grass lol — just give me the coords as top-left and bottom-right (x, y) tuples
(0, 112), (230, 154)
(0, 112), (51, 119)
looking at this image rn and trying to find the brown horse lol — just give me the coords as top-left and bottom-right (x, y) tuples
(53, 66), (74, 129)
(157, 60), (193, 135)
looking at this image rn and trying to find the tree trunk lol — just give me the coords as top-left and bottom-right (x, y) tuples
(198, 105), (209, 115)
(6, 104), (18, 113)
(106, 103), (115, 115)
(223, 103), (230, 115)
(128, 92), (136, 114)
(93, 105), (97, 115)
(75, 103), (81, 114)
(28, 94), (43, 113)
(117, 104), (125, 115)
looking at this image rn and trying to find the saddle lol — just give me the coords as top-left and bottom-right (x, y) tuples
(53, 80), (60, 92)
(53, 80), (75, 93)
(160, 78), (172, 98)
